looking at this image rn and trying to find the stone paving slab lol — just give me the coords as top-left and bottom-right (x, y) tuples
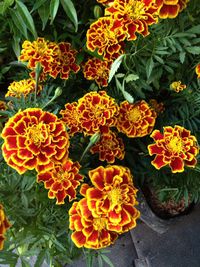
(130, 204), (200, 267)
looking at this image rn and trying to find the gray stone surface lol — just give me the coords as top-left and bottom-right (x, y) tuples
(131, 204), (200, 267)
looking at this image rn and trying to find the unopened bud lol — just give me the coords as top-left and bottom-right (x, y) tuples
(90, 132), (101, 145)
(93, 5), (103, 19)
(54, 87), (62, 97)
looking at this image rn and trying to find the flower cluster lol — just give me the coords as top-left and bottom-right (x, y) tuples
(37, 158), (83, 204)
(0, 204), (10, 250)
(19, 38), (80, 80)
(6, 78), (42, 98)
(195, 64), (200, 78)
(82, 58), (112, 87)
(149, 99), (165, 114)
(69, 165), (140, 249)
(90, 130), (125, 163)
(60, 91), (118, 136)
(116, 100), (157, 138)
(148, 125), (199, 173)
(1, 108), (70, 174)
(96, 0), (114, 5)
(170, 81), (186, 93)
(155, 0), (189, 19)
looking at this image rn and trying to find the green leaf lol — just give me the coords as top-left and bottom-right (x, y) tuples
(0, 0), (14, 15)
(185, 46), (200, 55)
(31, 0), (47, 12)
(179, 52), (186, 64)
(101, 255), (114, 267)
(34, 250), (46, 267)
(146, 57), (154, 79)
(9, 8), (28, 38)
(125, 73), (139, 83)
(60, 0), (78, 32)
(38, 3), (50, 30)
(108, 54), (125, 83)
(122, 90), (134, 103)
(50, 0), (60, 24)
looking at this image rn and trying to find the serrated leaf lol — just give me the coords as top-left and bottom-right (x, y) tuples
(101, 255), (114, 267)
(34, 250), (46, 267)
(188, 25), (200, 34)
(60, 0), (78, 32)
(146, 57), (154, 79)
(50, 0), (59, 24)
(125, 73), (139, 83)
(185, 46), (200, 55)
(108, 54), (125, 83)
(16, 0), (37, 39)
(179, 52), (186, 64)
(123, 90), (134, 103)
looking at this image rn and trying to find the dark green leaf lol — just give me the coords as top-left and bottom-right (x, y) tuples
(9, 8), (28, 38)
(60, 0), (78, 32)
(50, 0), (60, 24)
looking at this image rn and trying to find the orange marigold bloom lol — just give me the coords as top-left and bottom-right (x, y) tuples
(116, 100), (157, 138)
(149, 99), (165, 114)
(37, 158), (83, 204)
(90, 130), (125, 163)
(82, 58), (112, 88)
(195, 64), (200, 79)
(105, 0), (158, 41)
(5, 79), (42, 98)
(77, 91), (119, 135)
(148, 125), (199, 173)
(69, 198), (118, 249)
(60, 102), (81, 136)
(87, 17), (126, 61)
(155, 0), (189, 19)
(0, 204), (11, 250)
(1, 108), (69, 174)
(46, 42), (80, 79)
(170, 81), (186, 92)
(0, 101), (7, 111)
(19, 38), (59, 70)
(96, 0), (114, 5)
(84, 165), (140, 233)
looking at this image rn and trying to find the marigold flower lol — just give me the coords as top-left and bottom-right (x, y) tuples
(85, 165), (140, 233)
(5, 79), (42, 98)
(19, 38), (59, 70)
(155, 0), (189, 19)
(90, 130), (125, 163)
(82, 58), (112, 87)
(105, 0), (158, 41)
(37, 158), (83, 204)
(195, 64), (200, 78)
(1, 108), (69, 174)
(96, 0), (114, 5)
(69, 198), (118, 249)
(0, 204), (11, 250)
(116, 100), (157, 138)
(77, 91), (119, 135)
(148, 125), (199, 173)
(87, 17), (126, 61)
(0, 101), (7, 111)
(170, 81), (186, 93)
(46, 42), (80, 79)
(60, 102), (81, 136)
(149, 99), (165, 114)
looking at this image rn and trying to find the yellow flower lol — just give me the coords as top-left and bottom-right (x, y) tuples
(170, 81), (186, 93)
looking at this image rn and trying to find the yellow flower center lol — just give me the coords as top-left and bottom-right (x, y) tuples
(128, 107), (141, 122)
(26, 123), (47, 146)
(96, 66), (108, 79)
(108, 188), (122, 208)
(125, 0), (147, 20)
(93, 217), (107, 231)
(36, 41), (48, 55)
(167, 137), (183, 154)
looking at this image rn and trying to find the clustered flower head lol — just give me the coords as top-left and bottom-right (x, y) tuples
(105, 0), (159, 41)
(87, 17), (126, 61)
(1, 108), (70, 174)
(148, 125), (199, 173)
(195, 63), (200, 78)
(116, 100), (157, 138)
(6, 78), (42, 98)
(0, 204), (11, 250)
(155, 0), (189, 19)
(69, 165), (140, 249)
(19, 38), (80, 80)
(37, 158), (83, 204)
(82, 57), (112, 87)
(149, 99), (165, 114)
(170, 81), (186, 93)
(90, 130), (125, 163)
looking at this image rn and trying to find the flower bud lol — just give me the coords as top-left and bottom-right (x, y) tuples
(90, 132), (101, 145)
(54, 87), (62, 97)
(93, 5), (103, 19)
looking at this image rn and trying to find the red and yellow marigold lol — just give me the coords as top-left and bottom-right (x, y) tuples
(148, 125), (199, 173)
(90, 130), (125, 163)
(84, 165), (140, 233)
(82, 58), (112, 88)
(0, 204), (11, 250)
(105, 0), (158, 41)
(86, 17), (126, 61)
(195, 64), (200, 79)
(155, 0), (189, 19)
(170, 81), (186, 93)
(96, 0), (114, 5)
(116, 100), (157, 138)
(37, 158), (83, 204)
(6, 79), (42, 98)
(60, 102), (81, 136)
(69, 198), (118, 249)
(77, 91), (119, 135)
(149, 99), (165, 114)
(1, 108), (69, 174)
